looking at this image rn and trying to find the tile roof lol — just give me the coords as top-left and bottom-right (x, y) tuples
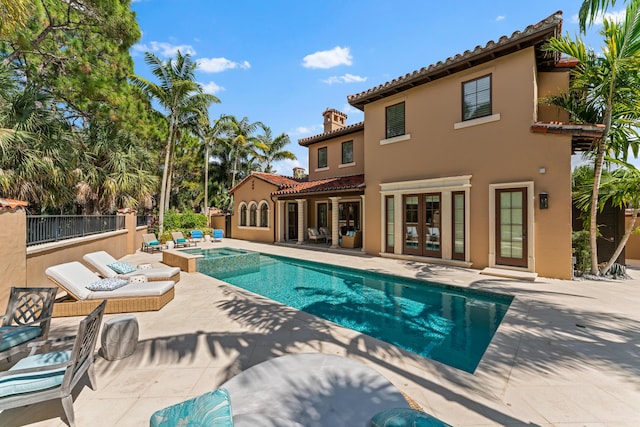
(348, 11), (564, 110)
(230, 171), (302, 194)
(0, 198), (28, 211)
(298, 122), (364, 147)
(272, 174), (365, 197)
(530, 121), (604, 152)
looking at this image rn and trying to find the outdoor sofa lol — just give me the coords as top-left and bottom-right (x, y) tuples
(45, 261), (175, 317)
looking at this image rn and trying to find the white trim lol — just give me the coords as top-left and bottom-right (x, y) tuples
(238, 226), (271, 231)
(454, 113), (501, 130)
(380, 175), (472, 194)
(488, 181), (535, 273)
(315, 167), (330, 172)
(338, 162), (356, 169)
(380, 133), (411, 146)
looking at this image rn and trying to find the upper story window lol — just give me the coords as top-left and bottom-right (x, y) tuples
(341, 141), (353, 164)
(318, 147), (328, 169)
(386, 102), (405, 139)
(462, 75), (491, 121)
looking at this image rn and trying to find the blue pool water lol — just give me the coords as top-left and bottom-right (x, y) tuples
(208, 253), (512, 373)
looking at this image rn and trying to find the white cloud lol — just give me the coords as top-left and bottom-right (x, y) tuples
(571, 10), (626, 25)
(342, 104), (363, 118)
(131, 41), (196, 57)
(302, 46), (353, 69)
(198, 57), (251, 73)
(289, 125), (323, 137)
(272, 157), (307, 176)
(201, 81), (225, 95)
(495, 15), (505, 22)
(322, 73), (367, 84)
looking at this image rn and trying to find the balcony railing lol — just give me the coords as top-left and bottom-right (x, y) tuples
(27, 215), (126, 246)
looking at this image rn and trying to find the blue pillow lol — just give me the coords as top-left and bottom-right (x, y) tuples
(107, 261), (137, 274)
(150, 388), (233, 427)
(176, 237), (186, 243)
(86, 278), (129, 292)
(147, 240), (160, 246)
(191, 230), (203, 239)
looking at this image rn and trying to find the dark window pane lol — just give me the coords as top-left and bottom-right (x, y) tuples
(462, 75), (491, 121)
(318, 147), (327, 168)
(386, 102), (405, 138)
(342, 141), (353, 164)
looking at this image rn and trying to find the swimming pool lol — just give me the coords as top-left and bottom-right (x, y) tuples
(208, 253), (512, 373)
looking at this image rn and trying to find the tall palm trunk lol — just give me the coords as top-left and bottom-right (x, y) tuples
(204, 140), (210, 210)
(158, 113), (175, 235)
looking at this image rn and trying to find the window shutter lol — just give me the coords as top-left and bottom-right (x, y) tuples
(386, 102), (405, 138)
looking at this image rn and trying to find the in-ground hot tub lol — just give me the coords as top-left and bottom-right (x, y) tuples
(162, 247), (259, 275)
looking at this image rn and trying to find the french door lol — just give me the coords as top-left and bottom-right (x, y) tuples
(287, 202), (298, 240)
(403, 193), (441, 257)
(495, 188), (527, 267)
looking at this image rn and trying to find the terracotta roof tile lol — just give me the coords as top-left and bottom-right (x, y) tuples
(298, 122), (364, 147)
(348, 11), (563, 110)
(0, 198), (28, 211)
(530, 121), (604, 152)
(272, 174), (365, 197)
(230, 171), (303, 194)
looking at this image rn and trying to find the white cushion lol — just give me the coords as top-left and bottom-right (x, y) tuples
(45, 262), (98, 300)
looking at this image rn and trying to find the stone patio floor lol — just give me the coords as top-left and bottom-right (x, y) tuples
(2, 238), (639, 426)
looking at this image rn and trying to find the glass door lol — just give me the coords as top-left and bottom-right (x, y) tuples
(403, 195), (420, 255)
(287, 202), (298, 240)
(495, 188), (527, 267)
(424, 193), (441, 257)
(452, 192), (465, 261)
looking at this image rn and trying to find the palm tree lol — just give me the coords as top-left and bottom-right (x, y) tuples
(199, 114), (232, 211)
(578, 0), (619, 31)
(227, 116), (263, 188)
(131, 51), (219, 233)
(544, 0), (640, 274)
(254, 125), (296, 173)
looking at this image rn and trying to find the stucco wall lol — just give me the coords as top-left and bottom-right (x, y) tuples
(625, 215), (640, 260)
(0, 209), (27, 309)
(232, 177), (277, 243)
(362, 48), (573, 279)
(307, 131), (365, 181)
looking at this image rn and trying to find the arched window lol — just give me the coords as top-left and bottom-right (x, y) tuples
(249, 203), (257, 226)
(259, 201), (269, 227)
(239, 203), (247, 226)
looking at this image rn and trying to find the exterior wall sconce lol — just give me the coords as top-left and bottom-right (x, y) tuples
(539, 192), (549, 209)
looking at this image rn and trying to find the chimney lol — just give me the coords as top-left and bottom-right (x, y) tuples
(322, 108), (347, 133)
(293, 167), (306, 179)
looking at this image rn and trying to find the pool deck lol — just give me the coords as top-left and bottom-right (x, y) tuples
(2, 239), (639, 426)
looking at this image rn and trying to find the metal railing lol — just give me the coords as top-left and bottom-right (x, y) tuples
(137, 215), (153, 227)
(26, 215), (126, 246)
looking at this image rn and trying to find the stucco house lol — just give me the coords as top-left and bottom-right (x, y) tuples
(230, 11), (602, 279)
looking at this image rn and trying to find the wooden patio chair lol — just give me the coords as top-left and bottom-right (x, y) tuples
(141, 233), (165, 253)
(0, 287), (58, 362)
(170, 231), (197, 248)
(0, 300), (106, 427)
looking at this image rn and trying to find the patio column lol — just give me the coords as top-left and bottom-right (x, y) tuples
(360, 194), (366, 252)
(329, 196), (340, 248)
(296, 199), (305, 245)
(277, 200), (285, 242)
(0, 200), (27, 309)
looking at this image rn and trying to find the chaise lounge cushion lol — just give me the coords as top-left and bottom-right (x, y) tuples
(45, 262), (175, 301)
(83, 251), (180, 282)
(0, 326), (43, 352)
(0, 350), (70, 398)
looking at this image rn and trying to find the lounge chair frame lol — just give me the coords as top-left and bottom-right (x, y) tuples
(0, 301), (106, 427)
(0, 287), (57, 361)
(170, 231), (197, 248)
(142, 233), (165, 253)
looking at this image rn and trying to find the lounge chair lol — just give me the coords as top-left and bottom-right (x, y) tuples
(307, 227), (325, 243)
(45, 261), (175, 317)
(170, 231), (197, 248)
(141, 233), (165, 253)
(0, 301), (106, 427)
(190, 229), (204, 242)
(319, 226), (332, 243)
(0, 287), (57, 361)
(83, 251), (180, 283)
(212, 229), (224, 242)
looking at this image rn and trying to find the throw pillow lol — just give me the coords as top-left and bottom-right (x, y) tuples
(86, 278), (129, 292)
(107, 261), (137, 274)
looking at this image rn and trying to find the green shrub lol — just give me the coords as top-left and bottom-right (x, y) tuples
(162, 209), (208, 231)
(572, 230), (591, 276)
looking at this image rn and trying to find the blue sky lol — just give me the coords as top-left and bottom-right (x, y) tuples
(129, 0), (625, 174)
